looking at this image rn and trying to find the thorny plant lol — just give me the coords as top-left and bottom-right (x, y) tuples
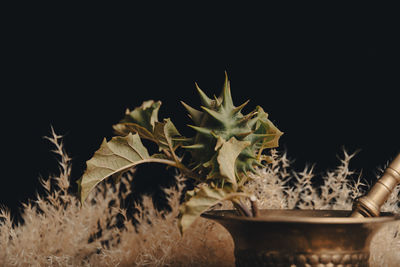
(77, 73), (283, 233)
(0, 129), (399, 266)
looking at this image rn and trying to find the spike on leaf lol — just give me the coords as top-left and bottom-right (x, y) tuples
(187, 125), (213, 136)
(201, 106), (225, 123)
(181, 101), (203, 125)
(253, 160), (265, 168)
(232, 99), (250, 115)
(213, 95), (222, 107)
(195, 82), (213, 107)
(239, 111), (258, 125)
(182, 144), (204, 150)
(221, 72), (234, 108)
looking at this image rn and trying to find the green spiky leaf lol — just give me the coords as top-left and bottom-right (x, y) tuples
(185, 75), (283, 186)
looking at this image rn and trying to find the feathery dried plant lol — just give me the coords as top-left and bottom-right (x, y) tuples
(0, 131), (398, 266)
(245, 149), (368, 210)
(0, 129), (234, 267)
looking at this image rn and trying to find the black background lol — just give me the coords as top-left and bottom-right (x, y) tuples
(1, 4), (399, 220)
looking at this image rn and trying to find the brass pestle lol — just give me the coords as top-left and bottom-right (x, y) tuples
(351, 153), (400, 218)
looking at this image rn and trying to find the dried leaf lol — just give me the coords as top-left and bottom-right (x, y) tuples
(251, 106), (283, 150)
(217, 137), (250, 189)
(178, 186), (226, 234)
(178, 185), (249, 233)
(153, 118), (182, 151)
(77, 133), (176, 203)
(112, 100), (161, 139)
(113, 123), (155, 142)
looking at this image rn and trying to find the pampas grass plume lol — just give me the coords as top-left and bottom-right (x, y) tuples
(0, 131), (398, 266)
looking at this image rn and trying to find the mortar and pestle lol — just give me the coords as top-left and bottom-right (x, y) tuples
(202, 154), (400, 266)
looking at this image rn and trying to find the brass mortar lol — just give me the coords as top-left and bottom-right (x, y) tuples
(201, 154), (400, 266)
(203, 210), (397, 266)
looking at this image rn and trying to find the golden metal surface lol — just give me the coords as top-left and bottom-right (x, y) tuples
(202, 210), (399, 266)
(351, 153), (400, 218)
(201, 153), (400, 266)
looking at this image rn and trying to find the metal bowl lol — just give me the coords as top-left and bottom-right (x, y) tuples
(202, 209), (399, 267)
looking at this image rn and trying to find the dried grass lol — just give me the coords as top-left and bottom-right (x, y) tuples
(0, 132), (398, 266)
(0, 130), (233, 267)
(246, 149), (367, 210)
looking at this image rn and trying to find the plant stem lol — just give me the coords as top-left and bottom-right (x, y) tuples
(250, 197), (259, 217)
(233, 199), (253, 217)
(156, 152), (204, 183)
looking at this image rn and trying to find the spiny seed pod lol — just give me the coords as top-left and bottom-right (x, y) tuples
(78, 73), (284, 233)
(181, 74), (283, 184)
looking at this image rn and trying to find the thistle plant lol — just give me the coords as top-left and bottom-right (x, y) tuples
(77, 73), (283, 232)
